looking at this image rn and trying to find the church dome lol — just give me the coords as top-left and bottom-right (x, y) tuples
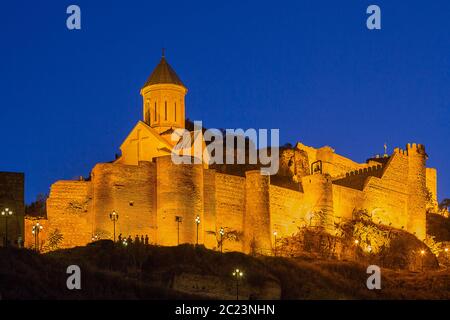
(143, 54), (185, 88)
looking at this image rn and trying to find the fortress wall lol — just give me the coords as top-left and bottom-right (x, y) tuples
(378, 152), (408, 193)
(269, 185), (305, 238)
(426, 167), (438, 210)
(297, 143), (369, 178)
(360, 147), (410, 229)
(244, 171), (272, 254)
(333, 165), (384, 190)
(92, 161), (156, 242)
(203, 169), (217, 249)
(326, 153), (367, 177)
(215, 173), (245, 252)
(363, 176), (408, 229)
(46, 180), (93, 248)
(156, 156), (204, 246)
(332, 184), (364, 222)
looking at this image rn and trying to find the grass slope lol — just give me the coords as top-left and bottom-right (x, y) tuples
(1, 243), (450, 300)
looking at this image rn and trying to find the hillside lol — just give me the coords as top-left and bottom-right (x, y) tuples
(1, 243), (450, 300)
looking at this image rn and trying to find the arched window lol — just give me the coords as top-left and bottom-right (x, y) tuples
(164, 101), (167, 120)
(145, 101), (150, 124)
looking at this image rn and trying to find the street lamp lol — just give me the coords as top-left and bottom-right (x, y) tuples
(445, 248), (449, 268)
(195, 215), (200, 245)
(420, 249), (425, 272)
(273, 231), (278, 256)
(232, 268), (244, 300)
(219, 227), (225, 253)
(1, 208), (13, 248)
(109, 211), (119, 242)
(31, 222), (43, 252)
(175, 216), (183, 245)
(353, 239), (359, 260)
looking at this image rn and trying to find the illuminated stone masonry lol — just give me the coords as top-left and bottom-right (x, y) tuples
(36, 55), (438, 253)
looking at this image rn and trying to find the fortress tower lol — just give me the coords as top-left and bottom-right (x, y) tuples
(141, 50), (187, 134)
(301, 173), (334, 232)
(243, 171), (272, 254)
(406, 143), (427, 240)
(156, 156), (204, 246)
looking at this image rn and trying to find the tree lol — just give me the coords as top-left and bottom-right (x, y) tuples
(216, 228), (243, 252)
(439, 199), (450, 211)
(25, 194), (48, 218)
(45, 229), (63, 251)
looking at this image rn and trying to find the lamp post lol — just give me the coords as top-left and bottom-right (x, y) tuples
(1, 208), (13, 248)
(219, 227), (225, 253)
(354, 239), (359, 260)
(175, 216), (183, 245)
(445, 248), (449, 269)
(195, 215), (200, 245)
(420, 249), (425, 272)
(232, 268), (244, 300)
(109, 211), (119, 242)
(32, 222), (43, 252)
(273, 231), (278, 256)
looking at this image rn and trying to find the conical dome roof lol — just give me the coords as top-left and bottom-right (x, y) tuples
(143, 54), (185, 88)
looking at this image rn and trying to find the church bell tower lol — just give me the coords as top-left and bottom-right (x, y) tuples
(140, 50), (187, 134)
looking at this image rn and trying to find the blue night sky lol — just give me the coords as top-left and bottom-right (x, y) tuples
(0, 1), (449, 203)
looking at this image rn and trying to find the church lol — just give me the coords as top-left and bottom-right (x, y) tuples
(26, 53), (439, 253)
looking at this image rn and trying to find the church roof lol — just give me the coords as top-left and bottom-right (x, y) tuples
(143, 54), (185, 88)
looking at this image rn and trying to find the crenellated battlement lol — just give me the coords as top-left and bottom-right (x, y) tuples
(393, 147), (407, 155)
(333, 164), (384, 190)
(406, 143), (426, 156)
(344, 164), (383, 178)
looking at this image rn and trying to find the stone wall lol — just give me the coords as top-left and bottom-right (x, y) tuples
(244, 171), (271, 254)
(297, 143), (367, 178)
(43, 141), (433, 253)
(332, 184), (364, 222)
(362, 153), (408, 230)
(92, 161), (156, 243)
(0, 172), (25, 247)
(156, 156), (204, 246)
(214, 173), (245, 252)
(46, 180), (92, 248)
(203, 169), (217, 249)
(269, 185), (305, 238)
(333, 165), (384, 190)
